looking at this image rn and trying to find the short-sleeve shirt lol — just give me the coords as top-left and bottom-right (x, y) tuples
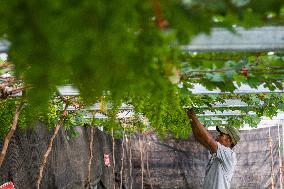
(203, 142), (237, 189)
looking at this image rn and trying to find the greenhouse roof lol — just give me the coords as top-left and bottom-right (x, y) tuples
(183, 26), (284, 52)
(190, 83), (284, 94)
(1, 27), (284, 54)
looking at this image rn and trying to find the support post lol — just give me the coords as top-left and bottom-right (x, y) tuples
(278, 122), (283, 189)
(282, 120), (284, 164)
(269, 126), (275, 189)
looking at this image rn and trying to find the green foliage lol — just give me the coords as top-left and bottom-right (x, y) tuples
(177, 51), (284, 129)
(0, 98), (34, 138)
(0, 0), (283, 109)
(0, 1), (284, 138)
(130, 86), (191, 139)
(44, 97), (88, 138)
(0, 97), (86, 139)
(181, 52), (284, 91)
(188, 92), (284, 128)
(0, 99), (16, 138)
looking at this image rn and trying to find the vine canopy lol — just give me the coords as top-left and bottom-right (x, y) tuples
(0, 0), (284, 138)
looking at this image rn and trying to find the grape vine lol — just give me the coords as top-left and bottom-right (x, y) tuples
(0, 1), (284, 139)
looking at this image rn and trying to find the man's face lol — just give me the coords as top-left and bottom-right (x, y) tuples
(216, 132), (232, 148)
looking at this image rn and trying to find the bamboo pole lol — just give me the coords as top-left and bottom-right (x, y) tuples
(139, 134), (144, 189)
(120, 129), (125, 189)
(146, 138), (153, 189)
(87, 111), (96, 186)
(278, 123), (283, 189)
(128, 135), (133, 189)
(112, 129), (116, 189)
(36, 102), (68, 189)
(282, 120), (284, 168)
(87, 127), (94, 185)
(281, 119), (284, 187)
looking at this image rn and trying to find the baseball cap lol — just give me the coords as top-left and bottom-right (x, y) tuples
(216, 126), (240, 145)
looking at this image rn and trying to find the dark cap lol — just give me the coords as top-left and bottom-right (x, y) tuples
(216, 126), (240, 145)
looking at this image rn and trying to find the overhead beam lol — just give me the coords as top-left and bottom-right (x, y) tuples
(183, 26), (284, 52)
(199, 110), (256, 117)
(190, 83), (284, 94)
(1, 27), (284, 54)
(58, 84), (284, 96)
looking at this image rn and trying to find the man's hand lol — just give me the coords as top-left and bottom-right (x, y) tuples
(187, 108), (195, 118)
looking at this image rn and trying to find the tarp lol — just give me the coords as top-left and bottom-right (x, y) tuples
(0, 124), (282, 188)
(126, 126), (283, 189)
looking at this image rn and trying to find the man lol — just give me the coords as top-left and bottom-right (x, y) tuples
(187, 108), (240, 189)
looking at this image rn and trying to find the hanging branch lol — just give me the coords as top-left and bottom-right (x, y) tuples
(36, 101), (69, 189)
(111, 128), (116, 189)
(0, 98), (25, 167)
(120, 128), (125, 189)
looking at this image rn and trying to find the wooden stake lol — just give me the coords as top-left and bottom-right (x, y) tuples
(112, 129), (116, 189)
(146, 137), (153, 189)
(139, 134), (144, 189)
(128, 135), (133, 189)
(269, 126), (275, 189)
(87, 127), (94, 185)
(278, 123), (283, 189)
(120, 129), (125, 189)
(87, 111), (96, 186)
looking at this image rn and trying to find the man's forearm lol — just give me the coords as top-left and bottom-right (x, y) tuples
(187, 109), (211, 148)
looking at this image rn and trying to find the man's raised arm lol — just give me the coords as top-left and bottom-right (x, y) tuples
(187, 108), (217, 153)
